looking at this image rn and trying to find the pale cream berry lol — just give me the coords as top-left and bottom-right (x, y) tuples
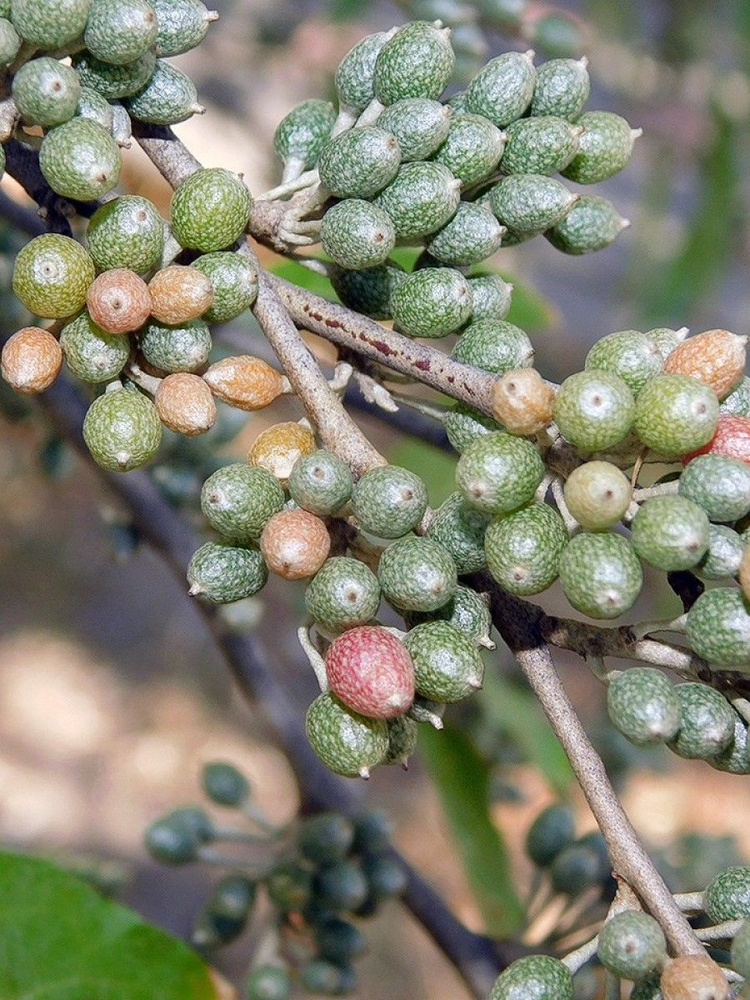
(249, 421), (316, 482)
(491, 367), (555, 436)
(86, 268), (151, 334)
(203, 355), (284, 411)
(155, 372), (217, 436)
(663, 329), (747, 401)
(148, 264), (214, 325)
(1, 326), (63, 393)
(259, 508), (331, 580)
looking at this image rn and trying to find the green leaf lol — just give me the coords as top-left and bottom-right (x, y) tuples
(418, 724), (525, 936)
(387, 438), (457, 506)
(0, 852), (223, 1000)
(270, 258), (337, 300)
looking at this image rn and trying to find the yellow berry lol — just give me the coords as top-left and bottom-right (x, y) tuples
(203, 355), (284, 411)
(155, 372), (217, 436)
(248, 422), (316, 481)
(1, 326), (62, 394)
(491, 368), (555, 436)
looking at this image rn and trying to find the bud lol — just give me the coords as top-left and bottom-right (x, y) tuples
(491, 368), (554, 435)
(203, 355), (284, 411)
(259, 508), (331, 580)
(155, 373), (216, 436)
(86, 268), (151, 334)
(1, 326), (62, 394)
(663, 328), (747, 400)
(148, 264), (214, 325)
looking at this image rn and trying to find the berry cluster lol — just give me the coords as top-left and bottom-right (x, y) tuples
(146, 761), (405, 999)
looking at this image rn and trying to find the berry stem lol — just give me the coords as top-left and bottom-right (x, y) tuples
(694, 919), (743, 942)
(255, 168), (319, 202)
(297, 623), (329, 693)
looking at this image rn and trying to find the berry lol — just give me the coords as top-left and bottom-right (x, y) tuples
(200, 463), (285, 542)
(266, 862), (313, 911)
(352, 809), (394, 853)
(377, 536), (457, 612)
(491, 367), (555, 435)
(324, 625), (415, 718)
(712, 714), (750, 775)
(155, 372), (216, 436)
(391, 267), (473, 338)
(87, 268), (151, 334)
(456, 431), (544, 514)
(76, 86), (114, 129)
(373, 21), (455, 104)
(410, 585), (493, 647)
(148, 265), (214, 325)
(554, 370), (635, 452)
(546, 194), (629, 254)
(288, 450), (353, 516)
(299, 959), (351, 996)
(530, 57), (590, 120)
(563, 461), (631, 531)
(698, 525), (744, 580)
(335, 31), (390, 114)
(202, 760), (250, 805)
(525, 803), (576, 867)
(1, 327), (62, 395)
(60, 312), (129, 383)
(466, 50), (537, 127)
(83, 387), (162, 471)
(433, 112), (506, 187)
(259, 508), (331, 580)
(272, 98), (336, 178)
(138, 318), (212, 373)
(468, 273), (513, 321)
(490, 955), (573, 1000)
(585, 329), (663, 397)
(320, 199), (395, 270)
(202, 356), (283, 411)
(330, 262), (406, 320)
(679, 454), (750, 522)
(596, 910), (666, 980)
(86, 196), (164, 275)
(607, 668), (681, 746)
(452, 318), (533, 374)
(40, 118), (122, 202)
(10, 0), (89, 48)
(110, 102), (133, 146)
(501, 116), (582, 175)
(152, 0), (218, 57)
(248, 421), (316, 481)
(403, 620), (484, 702)
(549, 841), (603, 894)
(73, 50), (156, 100)
(425, 202), (505, 267)
(319, 126), (401, 200)
(374, 161), (461, 241)
(297, 813), (355, 865)
(663, 329), (746, 402)
(426, 491), (490, 574)
(444, 401), (503, 453)
(84, 0), (158, 65)
(351, 464), (428, 539)
(686, 415), (750, 465)
(659, 956), (729, 1000)
(686, 588), (750, 669)
(668, 682), (736, 760)
(731, 917), (750, 979)
(12, 57), (81, 128)
(378, 98), (451, 161)
(362, 852), (407, 897)
(631, 496), (709, 571)
(306, 692), (388, 778)
(198, 874), (256, 944)
(720, 376), (750, 417)
(559, 532), (643, 619)
(648, 326), (688, 359)
(170, 168), (252, 252)
(13, 234), (94, 319)
(305, 557), (381, 632)
(485, 502), (568, 595)
(563, 111), (641, 184)
(489, 174), (578, 233)
(383, 714), (419, 766)
(145, 815), (199, 864)
(635, 375), (719, 457)
(126, 59), (203, 125)
(315, 917), (366, 963)
(704, 866), (750, 923)
(0, 18), (20, 65)
(192, 252), (258, 323)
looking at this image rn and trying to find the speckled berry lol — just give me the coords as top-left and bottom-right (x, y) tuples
(306, 692), (388, 779)
(597, 910), (666, 981)
(635, 375), (719, 457)
(559, 531), (642, 619)
(12, 57), (81, 128)
(374, 161), (461, 241)
(373, 21), (455, 104)
(391, 267), (473, 338)
(200, 463), (285, 542)
(87, 268), (151, 334)
(492, 367), (554, 436)
(40, 118), (121, 202)
(289, 450), (353, 516)
(586, 329), (663, 397)
(351, 465), (428, 539)
(531, 57), (590, 120)
(84, 0), (157, 65)
(148, 265), (214, 325)
(75, 86), (115, 129)
(686, 588), (750, 669)
(0, 17), (19, 65)
(187, 542), (267, 603)
(456, 431), (544, 515)
(125, 59), (203, 125)
(319, 126), (401, 200)
(452, 318), (533, 374)
(139, 318), (212, 373)
(13, 234), (95, 319)
(444, 402), (503, 453)
(426, 202), (505, 267)
(659, 955), (729, 1000)
(259, 508), (330, 580)
(489, 174), (578, 234)
(330, 262), (406, 320)
(546, 195), (629, 254)
(704, 866), (750, 923)
(305, 557), (381, 632)
(60, 311), (130, 383)
(502, 116), (582, 175)
(668, 682), (736, 760)
(698, 525), (744, 580)
(490, 955), (573, 1000)
(563, 461), (632, 531)
(155, 372), (216, 436)
(86, 196), (164, 275)
(607, 667), (681, 746)
(468, 274), (513, 321)
(320, 199), (395, 270)
(426, 491), (490, 574)
(433, 112), (506, 187)
(11, 0), (90, 48)
(83, 386), (162, 471)
(273, 99), (336, 177)
(663, 329), (747, 402)
(631, 495), (709, 571)
(248, 422), (316, 482)
(686, 414), (750, 465)
(679, 454), (750, 523)
(1, 326), (62, 394)
(378, 536), (457, 613)
(485, 502), (568, 595)
(563, 111), (641, 184)
(73, 50), (156, 101)
(192, 252), (258, 323)
(554, 370), (635, 453)
(246, 965), (291, 1000)
(170, 168), (252, 252)
(335, 31), (391, 114)
(383, 715), (419, 767)
(466, 50), (536, 127)
(325, 626), (414, 719)
(377, 98), (451, 161)
(152, 0), (218, 57)
(203, 356), (283, 411)
(404, 620), (484, 702)
(409, 585), (494, 647)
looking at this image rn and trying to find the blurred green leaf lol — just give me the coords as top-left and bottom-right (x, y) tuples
(271, 258), (337, 300)
(419, 724), (525, 936)
(388, 438), (457, 506)
(328, 0), (371, 21)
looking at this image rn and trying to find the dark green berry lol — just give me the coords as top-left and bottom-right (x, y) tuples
(319, 126), (401, 200)
(60, 312), (130, 383)
(13, 234), (94, 319)
(465, 50), (537, 127)
(139, 319), (211, 373)
(456, 431), (545, 515)
(352, 809), (393, 853)
(391, 267), (473, 338)
(383, 714), (419, 766)
(305, 557), (381, 631)
(170, 168), (252, 252)
(193, 251), (258, 323)
(468, 274), (513, 321)
(351, 465), (428, 539)
(201, 760), (250, 805)
(698, 525), (744, 580)
(704, 866), (750, 923)
(426, 491), (490, 574)
(377, 98), (451, 161)
(83, 387), (162, 472)
(432, 112), (506, 187)
(199, 874), (256, 944)
(145, 815), (199, 864)
(299, 959), (351, 996)
(378, 536), (457, 613)
(330, 261), (406, 320)
(126, 59), (202, 125)
(0, 17), (20, 65)
(374, 21), (455, 104)
(549, 842), (603, 895)
(362, 852), (407, 898)
(530, 57), (590, 120)
(320, 199), (395, 270)
(485, 502), (568, 595)
(409, 585), (493, 647)
(596, 910), (666, 981)
(501, 116), (582, 176)
(315, 917), (366, 963)
(289, 450), (352, 516)
(712, 715), (750, 775)
(200, 463), (285, 543)
(452, 318), (533, 373)
(374, 161), (461, 241)
(152, 0), (217, 57)
(630, 495), (709, 571)
(562, 111), (641, 185)
(490, 955), (573, 1000)
(187, 543), (267, 603)
(525, 803), (576, 867)
(73, 50), (156, 101)
(335, 31), (390, 114)
(266, 861), (313, 911)
(40, 118), (121, 202)
(84, 0), (158, 65)
(554, 370), (635, 453)
(315, 858), (369, 911)
(679, 454), (750, 523)
(297, 813), (355, 865)
(426, 202), (505, 267)
(306, 692), (388, 778)
(634, 375), (719, 457)
(546, 194), (629, 254)
(668, 682), (736, 760)
(86, 195), (164, 275)
(489, 174), (578, 234)
(12, 57), (81, 128)
(11, 0), (90, 48)
(403, 620), (484, 702)
(686, 588), (750, 669)
(585, 329), (663, 397)
(444, 401), (503, 453)
(559, 531), (642, 619)
(607, 668), (681, 746)
(273, 98), (336, 177)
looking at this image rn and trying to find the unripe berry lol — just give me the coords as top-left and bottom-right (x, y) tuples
(546, 194), (629, 255)
(192, 252), (257, 323)
(155, 373), (216, 436)
(492, 368), (554, 435)
(659, 955), (729, 1000)
(731, 917), (750, 979)
(563, 461), (631, 531)
(305, 692), (388, 778)
(490, 174), (577, 233)
(40, 118), (122, 202)
(391, 267), (473, 339)
(202, 355), (283, 411)
(685, 415), (750, 465)
(83, 387), (162, 471)
(335, 31), (390, 115)
(139, 319), (212, 374)
(444, 401), (503, 453)
(266, 861), (313, 911)
(452, 319), (534, 374)
(125, 60), (203, 126)
(720, 376), (750, 417)
(485, 502), (568, 595)
(297, 813), (355, 865)
(86, 268), (151, 334)
(550, 841), (603, 894)
(319, 126), (401, 200)
(315, 916), (367, 962)
(374, 161), (461, 242)
(84, 0), (158, 65)
(668, 682), (736, 760)
(466, 50), (537, 127)
(686, 588), (750, 669)
(607, 668), (681, 746)
(86, 196), (164, 276)
(433, 112), (506, 187)
(468, 274), (513, 322)
(554, 369), (635, 453)
(152, 0), (219, 58)
(404, 620), (484, 702)
(320, 199), (395, 270)
(202, 760), (250, 806)
(289, 450), (352, 516)
(170, 168), (252, 253)
(248, 422), (316, 482)
(456, 431), (545, 515)
(305, 557), (381, 632)
(378, 98), (451, 161)
(60, 312), (130, 383)
(273, 99), (336, 176)
(259, 508), (330, 580)
(663, 329), (746, 401)
(73, 50), (156, 100)
(525, 803), (576, 867)
(490, 955), (573, 1000)
(699, 524), (744, 580)
(11, 0), (89, 48)
(635, 374), (719, 457)
(501, 116), (582, 176)
(704, 866), (750, 923)
(1, 327), (62, 394)
(531, 57), (590, 120)
(560, 532), (642, 619)
(324, 626), (415, 719)
(12, 57), (81, 129)
(373, 20), (455, 104)
(330, 261), (406, 320)
(148, 265), (214, 325)
(201, 463), (284, 542)
(383, 714), (419, 767)
(0, 17), (20, 66)
(378, 536), (457, 613)
(679, 454), (750, 523)
(631, 495), (709, 571)
(351, 464), (428, 539)
(426, 202), (504, 267)
(426, 492), (489, 574)
(585, 329), (663, 397)
(562, 111), (641, 184)
(145, 815), (200, 864)
(596, 910), (666, 980)
(13, 234), (95, 319)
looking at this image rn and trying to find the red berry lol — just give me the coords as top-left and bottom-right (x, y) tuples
(325, 626), (415, 720)
(684, 415), (750, 465)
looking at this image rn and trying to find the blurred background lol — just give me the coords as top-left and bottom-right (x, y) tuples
(1, 0), (750, 996)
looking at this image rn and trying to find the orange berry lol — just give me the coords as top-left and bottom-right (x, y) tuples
(492, 368), (555, 436)
(659, 955), (729, 1000)
(1, 326), (63, 394)
(259, 508), (331, 580)
(663, 329), (747, 401)
(249, 421), (316, 481)
(203, 355), (284, 411)
(148, 264), (214, 325)
(86, 268), (151, 334)
(155, 372), (217, 436)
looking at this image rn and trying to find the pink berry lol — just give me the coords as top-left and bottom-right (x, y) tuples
(325, 626), (415, 720)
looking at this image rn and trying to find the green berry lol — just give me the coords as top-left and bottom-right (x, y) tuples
(559, 532), (642, 619)
(468, 273), (513, 321)
(489, 174), (577, 234)
(391, 267), (473, 338)
(485, 502), (568, 596)
(299, 959), (351, 996)
(597, 910), (666, 981)
(110, 101), (133, 145)
(530, 57), (590, 120)
(631, 495), (709, 571)
(297, 814), (355, 865)
(319, 126), (401, 200)
(289, 450), (352, 516)
(634, 375), (719, 457)
(549, 842), (603, 894)
(266, 861), (313, 911)
(546, 194), (629, 254)
(351, 465), (428, 538)
(731, 918), (750, 978)
(199, 874), (256, 944)
(433, 112), (506, 186)
(12, 57), (81, 128)
(647, 326), (688, 360)
(501, 116), (582, 175)
(152, 0), (216, 57)
(202, 760), (250, 805)
(490, 956), (573, 1000)
(330, 261), (406, 320)
(13, 233), (94, 318)
(698, 524), (744, 580)
(525, 803), (575, 867)
(0, 17), (20, 65)
(187, 542), (267, 603)
(444, 401), (503, 453)
(585, 329), (663, 397)
(554, 370), (635, 453)
(721, 376), (750, 417)
(40, 118), (121, 201)
(426, 491), (489, 574)
(667, 682), (735, 761)
(452, 318), (533, 373)
(425, 202), (504, 267)
(562, 111), (640, 184)
(607, 667), (681, 746)
(76, 86), (115, 129)
(335, 31), (390, 114)
(320, 199), (395, 270)
(383, 714), (419, 766)
(456, 431), (544, 515)
(679, 454), (750, 523)
(86, 195), (164, 275)
(145, 815), (199, 864)
(60, 311), (129, 383)
(192, 251), (258, 323)
(305, 557), (381, 631)
(170, 168), (252, 252)
(352, 809), (394, 853)
(629, 978), (662, 1000)
(306, 692), (388, 778)
(73, 50), (156, 100)
(83, 387), (162, 471)
(200, 463), (285, 543)
(563, 461), (631, 531)
(465, 50), (537, 127)
(315, 917), (366, 962)
(404, 620), (483, 702)
(686, 588), (750, 669)
(84, 0), (157, 65)
(705, 866), (750, 923)
(125, 59), (202, 125)
(711, 714), (750, 774)
(273, 98), (336, 176)
(374, 161), (461, 241)
(408, 584), (493, 646)
(529, 13), (583, 59)
(138, 318), (211, 373)
(377, 98), (451, 161)
(362, 851), (406, 899)
(378, 536), (457, 612)
(374, 21), (455, 104)
(10, 0), (89, 48)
